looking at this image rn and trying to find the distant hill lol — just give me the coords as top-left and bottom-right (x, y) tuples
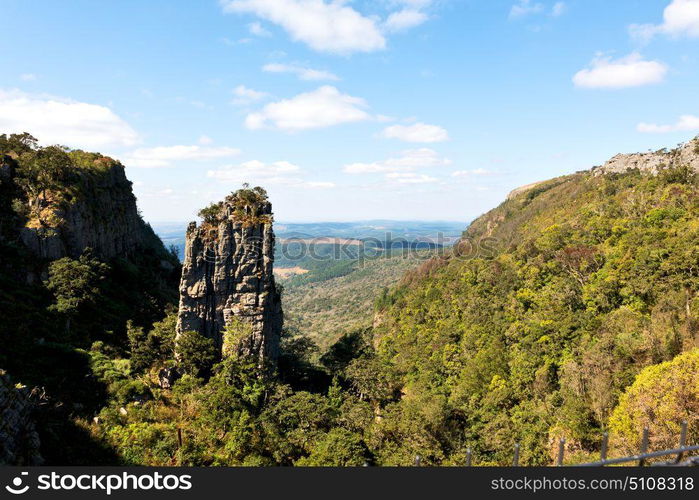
(152, 220), (465, 261)
(281, 250), (437, 353)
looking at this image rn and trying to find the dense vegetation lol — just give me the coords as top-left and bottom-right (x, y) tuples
(2, 132), (698, 466)
(0, 133), (180, 463)
(366, 158), (699, 464)
(69, 154), (699, 466)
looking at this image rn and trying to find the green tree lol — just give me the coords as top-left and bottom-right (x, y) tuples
(16, 145), (73, 222)
(0, 132), (38, 156)
(609, 349), (699, 455)
(47, 250), (108, 334)
(176, 331), (218, 379)
(128, 312), (177, 373)
(295, 428), (369, 466)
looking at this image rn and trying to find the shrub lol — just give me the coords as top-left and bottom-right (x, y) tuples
(176, 331), (218, 379)
(609, 349), (699, 455)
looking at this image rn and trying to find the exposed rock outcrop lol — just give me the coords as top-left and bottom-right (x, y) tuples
(507, 180), (546, 200)
(18, 163), (158, 262)
(0, 370), (42, 465)
(595, 136), (699, 176)
(176, 188), (283, 365)
(507, 136), (699, 199)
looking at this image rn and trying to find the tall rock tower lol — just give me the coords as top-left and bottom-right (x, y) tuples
(176, 187), (283, 365)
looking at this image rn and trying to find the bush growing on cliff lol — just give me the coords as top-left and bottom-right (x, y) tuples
(176, 331), (218, 379)
(227, 184), (272, 227)
(198, 202), (223, 225)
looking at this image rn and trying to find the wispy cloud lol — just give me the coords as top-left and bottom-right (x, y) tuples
(232, 85), (269, 106)
(262, 63), (339, 81)
(509, 1), (566, 20)
(380, 122), (449, 143)
(248, 21), (271, 37)
(207, 159), (335, 188)
(452, 168), (493, 177)
(245, 86), (371, 132)
(509, 0), (545, 19)
(343, 148), (451, 174)
(637, 114), (699, 133)
(384, 9), (429, 32)
(551, 2), (566, 17)
(122, 144), (241, 168)
(220, 0), (436, 54)
(572, 52), (667, 89)
(220, 0), (386, 54)
(630, 0), (699, 43)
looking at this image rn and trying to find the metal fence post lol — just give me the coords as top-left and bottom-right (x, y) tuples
(675, 421), (688, 464)
(513, 443), (520, 467)
(638, 428), (649, 466)
(600, 432), (609, 464)
(414, 455), (422, 467)
(466, 448), (472, 467)
(557, 438), (566, 466)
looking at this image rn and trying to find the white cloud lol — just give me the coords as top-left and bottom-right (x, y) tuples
(123, 145), (241, 168)
(551, 2), (566, 17)
(220, 0), (386, 54)
(262, 63), (339, 81)
(245, 86), (371, 132)
(380, 122), (449, 143)
(630, 0), (699, 42)
(385, 172), (438, 184)
(343, 148), (451, 174)
(232, 85), (269, 106)
(637, 114), (699, 133)
(198, 135), (214, 145)
(572, 53), (668, 89)
(19, 73), (37, 82)
(207, 159), (334, 188)
(0, 89), (139, 149)
(509, 0), (544, 19)
(452, 168), (492, 177)
(248, 21), (271, 37)
(304, 181), (336, 189)
(385, 9), (428, 32)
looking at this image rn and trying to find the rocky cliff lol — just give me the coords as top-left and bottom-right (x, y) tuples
(17, 162), (161, 263)
(0, 145), (171, 280)
(176, 188), (283, 365)
(595, 136), (699, 175)
(507, 136), (699, 199)
(0, 370), (42, 466)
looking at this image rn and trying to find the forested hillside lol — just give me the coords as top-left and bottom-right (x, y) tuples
(0, 133), (180, 464)
(368, 141), (699, 464)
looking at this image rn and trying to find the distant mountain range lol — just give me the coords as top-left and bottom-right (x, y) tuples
(152, 220), (467, 261)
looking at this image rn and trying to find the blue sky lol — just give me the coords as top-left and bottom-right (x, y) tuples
(1, 0), (699, 223)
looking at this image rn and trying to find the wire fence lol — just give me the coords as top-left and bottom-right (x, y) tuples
(408, 421), (698, 467)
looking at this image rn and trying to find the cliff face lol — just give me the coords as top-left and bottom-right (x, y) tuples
(18, 163), (157, 263)
(176, 189), (283, 365)
(595, 136), (699, 175)
(506, 136), (699, 200)
(0, 371), (42, 466)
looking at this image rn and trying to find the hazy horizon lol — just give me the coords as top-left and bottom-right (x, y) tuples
(2, 0), (699, 222)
